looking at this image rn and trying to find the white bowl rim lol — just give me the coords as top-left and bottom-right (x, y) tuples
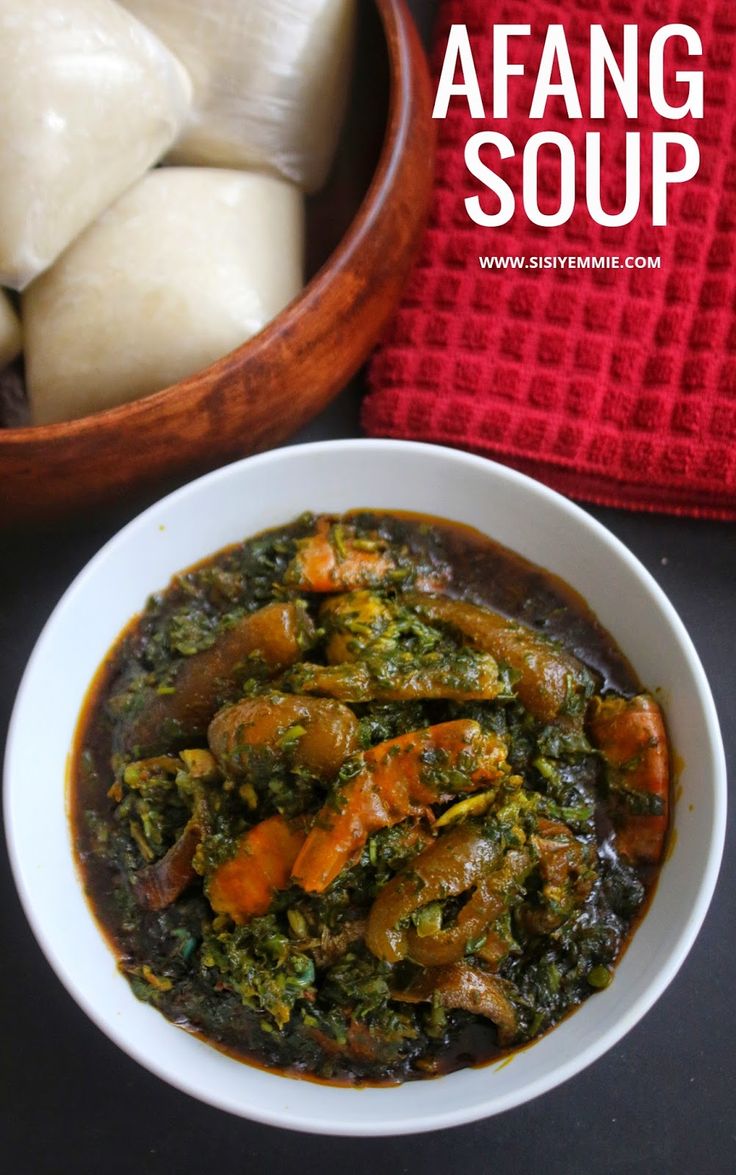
(3, 439), (728, 1135)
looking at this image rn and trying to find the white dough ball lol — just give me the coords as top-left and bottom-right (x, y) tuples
(24, 169), (304, 426)
(0, 0), (192, 290)
(0, 290), (21, 370)
(121, 0), (356, 192)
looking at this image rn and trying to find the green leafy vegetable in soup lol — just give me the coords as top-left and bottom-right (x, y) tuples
(71, 511), (670, 1084)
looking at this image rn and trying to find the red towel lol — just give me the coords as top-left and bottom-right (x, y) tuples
(363, 0), (736, 520)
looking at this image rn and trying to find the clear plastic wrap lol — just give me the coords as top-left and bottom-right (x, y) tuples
(0, 291), (21, 371)
(0, 0), (192, 291)
(122, 0), (356, 192)
(24, 168), (304, 425)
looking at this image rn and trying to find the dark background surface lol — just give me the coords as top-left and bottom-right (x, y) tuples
(1, 3), (734, 1172)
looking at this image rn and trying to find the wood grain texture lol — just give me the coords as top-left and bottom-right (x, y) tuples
(0, 0), (435, 526)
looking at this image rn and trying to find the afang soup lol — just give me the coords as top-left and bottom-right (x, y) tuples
(72, 511), (670, 1084)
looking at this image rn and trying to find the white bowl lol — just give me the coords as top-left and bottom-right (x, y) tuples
(4, 440), (727, 1135)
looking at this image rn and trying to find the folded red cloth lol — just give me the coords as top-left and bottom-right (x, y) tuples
(363, 0), (736, 520)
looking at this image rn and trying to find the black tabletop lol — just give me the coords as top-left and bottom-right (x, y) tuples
(2, 6), (735, 1173)
(2, 384), (734, 1175)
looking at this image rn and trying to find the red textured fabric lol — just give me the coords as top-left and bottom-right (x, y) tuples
(363, 0), (736, 520)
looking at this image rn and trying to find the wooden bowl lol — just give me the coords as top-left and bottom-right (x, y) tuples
(0, 0), (434, 526)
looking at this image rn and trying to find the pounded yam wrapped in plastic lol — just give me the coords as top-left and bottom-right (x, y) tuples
(122, 0), (356, 192)
(0, 291), (21, 370)
(24, 169), (304, 425)
(0, 0), (192, 290)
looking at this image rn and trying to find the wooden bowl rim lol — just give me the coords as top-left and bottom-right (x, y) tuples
(0, 0), (415, 447)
